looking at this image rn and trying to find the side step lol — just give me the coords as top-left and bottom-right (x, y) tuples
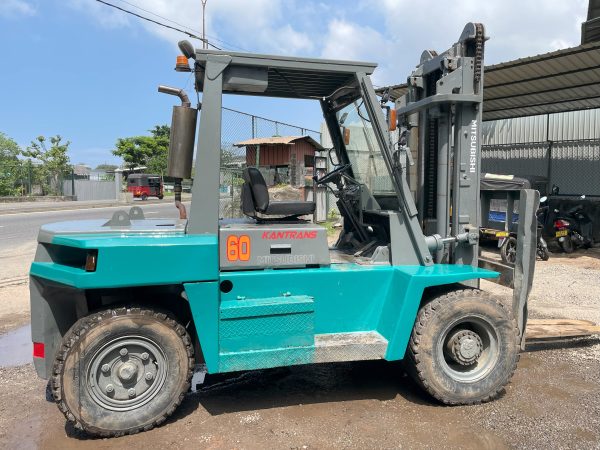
(314, 331), (388, 363)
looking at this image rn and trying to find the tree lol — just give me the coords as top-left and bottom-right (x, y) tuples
(112, 125), (170, 175)
(94, 164), (119, 171)
(21, 135), (72, 195)
(0, 132), (22, 196)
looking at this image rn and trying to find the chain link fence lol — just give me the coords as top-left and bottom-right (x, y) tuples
(218, 107), (321, 219)
(0, 160), (69, 198)
(481, 139), (600, 196)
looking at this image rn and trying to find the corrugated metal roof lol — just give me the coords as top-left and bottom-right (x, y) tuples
(484, 42), (600, 120)
(380, 42), (600, 121)
(234, 135), (324, 150)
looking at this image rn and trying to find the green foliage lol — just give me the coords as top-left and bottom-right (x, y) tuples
(113, 125), (170, 175)
(95, 163), (119, 171)
(0, 132), (22, 196)
(21, 135), (72, 195)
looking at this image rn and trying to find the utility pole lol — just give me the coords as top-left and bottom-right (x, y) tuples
(201, 0), (208, 49)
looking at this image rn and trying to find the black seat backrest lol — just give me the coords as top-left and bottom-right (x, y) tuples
(242, 167), (269, 212)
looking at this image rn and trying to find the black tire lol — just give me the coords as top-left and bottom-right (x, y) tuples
(158, 195), (164, 200)
(406, 288), (519, 405)
(141, 194), (148, 201)
(559, 236), (574, 253)
(537, 245), (550, 261)
(500, 237), (517, 264)
(51, 307), (193, 437)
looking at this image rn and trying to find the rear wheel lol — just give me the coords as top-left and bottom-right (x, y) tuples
(51, 307), (193, 437)
(500, 237), (517, 264)
(559, 236), (574, 253)
(406, 288), (519, 405)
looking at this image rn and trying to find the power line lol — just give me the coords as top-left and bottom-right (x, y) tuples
(94, 0), (222, 50)
(112, 0), (249, 52)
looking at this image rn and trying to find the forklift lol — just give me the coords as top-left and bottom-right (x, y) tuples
(29, 23), (537, 437)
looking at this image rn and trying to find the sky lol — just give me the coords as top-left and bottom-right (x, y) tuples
(0, 0), (589, 167)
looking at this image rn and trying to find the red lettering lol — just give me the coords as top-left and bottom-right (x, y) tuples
(261, 229), (319, 239)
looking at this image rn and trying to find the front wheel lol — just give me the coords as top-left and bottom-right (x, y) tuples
(51, 307), (193, 437)
(537, 243), (550, 261)
(406, 288), (519, 405)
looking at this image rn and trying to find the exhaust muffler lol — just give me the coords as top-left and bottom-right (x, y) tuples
(158, 85), (198, 219)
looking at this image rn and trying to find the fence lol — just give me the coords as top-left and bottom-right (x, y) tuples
(218, 107), (321, 219)
(481, 139), (600, 196)
(63, 179), (116, 201)
(0, 160), (68, 197)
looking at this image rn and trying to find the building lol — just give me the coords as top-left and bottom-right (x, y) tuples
(234, 136), (323, 186)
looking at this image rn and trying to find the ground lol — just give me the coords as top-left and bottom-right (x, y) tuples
(0, 215), (598, 448)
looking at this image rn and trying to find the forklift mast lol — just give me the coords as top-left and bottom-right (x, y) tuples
(396, 23), (538, 338)
(396, 23), (486, 267)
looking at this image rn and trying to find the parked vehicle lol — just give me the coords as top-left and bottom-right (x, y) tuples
(127, 174), (164, 200)
(479, 173), (549, 263)
(536, 197), (550, 261)
(553, 192), (594, 253)
(499, 197), (550, 263)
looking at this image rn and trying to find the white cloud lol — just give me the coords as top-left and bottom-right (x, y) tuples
(68, 0), (588, 84)
(0, 0), (36, 18)
(68, 0), (130, 28)
(321, 19), (397, 85)
(373, 0), (588, 65)
(69, 0), (314, 55)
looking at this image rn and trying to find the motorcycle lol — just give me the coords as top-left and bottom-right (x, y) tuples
(553, 193), (594, 253)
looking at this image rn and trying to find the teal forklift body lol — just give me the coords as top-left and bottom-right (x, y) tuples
(30, 232), (498, 376)
(186, 263), (498, 373)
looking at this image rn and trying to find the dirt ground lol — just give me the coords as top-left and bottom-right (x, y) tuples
(0, 246), (599, 449)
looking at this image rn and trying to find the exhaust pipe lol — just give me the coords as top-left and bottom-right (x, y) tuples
(158, 85), (198, 219)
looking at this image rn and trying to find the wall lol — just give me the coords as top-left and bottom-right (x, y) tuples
(63, 179), (116, 201)
(481, 109), (600, 196)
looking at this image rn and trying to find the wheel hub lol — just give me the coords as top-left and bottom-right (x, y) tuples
(86, 337), (167, 411)
(118, 362), (138, 382)
(445, 329), (483, 365)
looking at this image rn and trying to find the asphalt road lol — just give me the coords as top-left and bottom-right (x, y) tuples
(0, 201), (186, 280)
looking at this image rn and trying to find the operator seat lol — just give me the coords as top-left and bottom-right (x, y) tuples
(241, 167), (315, 218)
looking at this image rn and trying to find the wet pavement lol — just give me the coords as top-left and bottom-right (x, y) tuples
(0, 325), (30, 367)
(0, 341), (598, 449)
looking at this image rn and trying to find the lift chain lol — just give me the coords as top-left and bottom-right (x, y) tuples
(474, 23), (485, 86)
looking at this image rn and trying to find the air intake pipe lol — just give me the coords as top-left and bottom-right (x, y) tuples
(158, 85), (198, 219)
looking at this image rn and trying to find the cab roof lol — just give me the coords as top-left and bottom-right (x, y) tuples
(194, 49), (377, 99)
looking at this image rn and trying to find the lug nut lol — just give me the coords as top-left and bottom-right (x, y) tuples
(141, 352), (149, 361)
(101, 364), (110, 373)
(119, 348), (128, 356)
(128, 388), (136, 398)
(145, 372), (154, 381)
(106, 384), (114, 394)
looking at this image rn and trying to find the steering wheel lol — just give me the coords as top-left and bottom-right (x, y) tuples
(315, 163), (351, 185)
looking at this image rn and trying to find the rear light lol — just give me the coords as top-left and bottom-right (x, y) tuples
(554, 219), (570, 228)
(33, 342), (45, 359)
(85, 250), (98, 272)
